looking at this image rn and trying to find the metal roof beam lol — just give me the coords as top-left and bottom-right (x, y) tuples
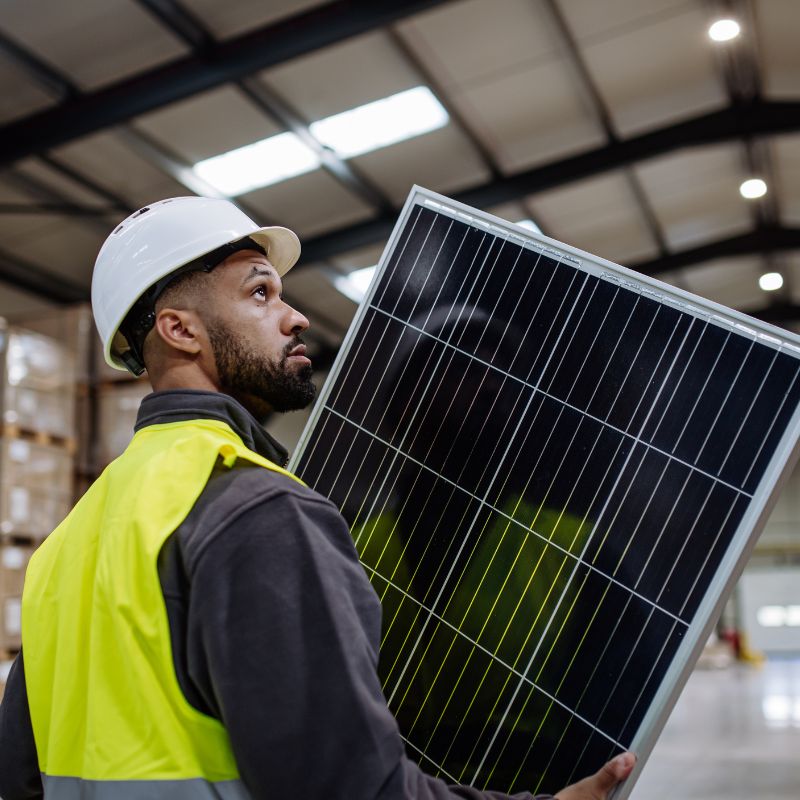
(750, 302), (800, 325)
(630, 226), (800, 275)
(541, 0), (669, 257)
(0, 31), (77, 101)
(299, 99), (800, 263)
(0, 202), (118, 217)
(136, 0), (394, 213)
(0, 31), (269, 221)
(386, 29), (503, 182)
(0, 0), (453, 167)
(1, 168), (118, 235)
(236, 78), (394, 213)
(0, 247), (87, 304)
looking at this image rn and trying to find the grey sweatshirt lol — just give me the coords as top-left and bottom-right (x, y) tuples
(0, 390), (551, 800)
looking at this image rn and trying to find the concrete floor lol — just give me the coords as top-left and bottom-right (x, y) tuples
(630, 657), (800, 800)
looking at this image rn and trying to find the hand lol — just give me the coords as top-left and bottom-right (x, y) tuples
(555, 752), (636, 800)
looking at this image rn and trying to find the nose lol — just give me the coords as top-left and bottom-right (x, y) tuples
(282, 302), (309, 336)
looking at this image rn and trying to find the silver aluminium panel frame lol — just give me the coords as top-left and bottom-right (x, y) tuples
(291, 186), (800, 799)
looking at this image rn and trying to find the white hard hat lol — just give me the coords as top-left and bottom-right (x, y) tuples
(91, 196), (301, 374)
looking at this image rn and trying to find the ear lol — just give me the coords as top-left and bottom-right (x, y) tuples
(153, 307), (204, 356)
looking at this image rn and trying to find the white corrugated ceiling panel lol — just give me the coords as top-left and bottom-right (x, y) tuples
(680, 255), (765, 311)
(634, 144), (751, 250)
(561, 0), (727, 136)
(398, 0), (558, 87)
(0, 63), (54, 125)
(771, 134), (800, 225)
(398, 0), (604, 172)
(485, 202), (538, 231)
(351, 124), (490, 206)
(0, 284), (57, 319)
(13, 158), (113, 208)
(134, 86), (281, 165)
(758, 0), (800, 99)
(260, 30), (422, 121)
(0, 218), (103, 285)
(0, 178), (68, 243)
(556, 0), (690, 40)
(527, 172), (659, 264)
(787, 252), (800, 304)
(51, 131), (188, 209)
(181, 0), (325, 40)
(0, 0), (188, 90)
(240, 169), (374, 239)
(451, 59), (605, 172)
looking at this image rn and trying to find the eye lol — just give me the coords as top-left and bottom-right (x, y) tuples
(252, 283), (268, 300)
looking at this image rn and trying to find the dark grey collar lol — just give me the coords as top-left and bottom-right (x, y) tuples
(135, 389), (289, 467)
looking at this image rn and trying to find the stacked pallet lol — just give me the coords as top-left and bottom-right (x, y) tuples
(0, 318), (80, 693)
(93, 336), (151, 470)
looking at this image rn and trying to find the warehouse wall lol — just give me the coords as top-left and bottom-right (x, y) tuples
(758, 461), (800, 552)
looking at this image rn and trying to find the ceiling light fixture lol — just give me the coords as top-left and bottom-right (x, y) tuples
(708, 19), (741, 42)
(309, 86), (449, 158)
(759, 272), (783, 292)
(740, 178), (767, 199)
(193, 132), (320, 196)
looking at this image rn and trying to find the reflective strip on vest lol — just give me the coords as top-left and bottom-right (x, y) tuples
(42, 775), (252, 799)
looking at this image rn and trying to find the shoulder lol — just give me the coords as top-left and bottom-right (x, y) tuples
(176, 460), (352, 573)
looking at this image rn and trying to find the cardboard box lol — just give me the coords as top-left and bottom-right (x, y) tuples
(0, 483), (71, 538)
(0, 327), (76, 391)
(1, 305), (91, 385)
(0, 657), (14, 701)
(1, 596), (21, 651)
(0, 545), (33, 596)
(2, 385), (76, 439)
(0, 437), (73, 492)
(0, 324), (78, 439)
(0, 544), (34, 651)
(96, 381), (151, 467)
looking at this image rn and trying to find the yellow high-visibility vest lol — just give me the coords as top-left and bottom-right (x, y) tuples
(22, 418), (303, 799)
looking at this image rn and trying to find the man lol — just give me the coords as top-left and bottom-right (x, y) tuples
(0, 197), (634, 799)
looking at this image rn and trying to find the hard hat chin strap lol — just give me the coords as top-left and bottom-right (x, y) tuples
(117, 237), (267, 376)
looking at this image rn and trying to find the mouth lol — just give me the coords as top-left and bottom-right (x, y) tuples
(287, 343), (311, 366)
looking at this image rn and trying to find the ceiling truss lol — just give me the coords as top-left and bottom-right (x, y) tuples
(0, 0), (797, 326)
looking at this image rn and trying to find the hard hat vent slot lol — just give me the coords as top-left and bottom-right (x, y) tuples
(132, 206), (150, 218)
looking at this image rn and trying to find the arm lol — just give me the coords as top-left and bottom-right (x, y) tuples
(0, 651), (44, 799)
(182, 482), (547, 800)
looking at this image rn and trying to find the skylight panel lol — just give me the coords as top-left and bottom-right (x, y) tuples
(309, 86), (449, 158)
(334, 264), (377, 303)
(192, 86), (448, 196)
(193, 132), (320, 196)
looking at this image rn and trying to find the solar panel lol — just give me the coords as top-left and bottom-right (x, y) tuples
(290, 187), (800, 798)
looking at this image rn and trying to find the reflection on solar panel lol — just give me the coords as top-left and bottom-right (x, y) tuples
(291, 187), (800, 797)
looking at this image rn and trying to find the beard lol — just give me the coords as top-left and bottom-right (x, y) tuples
(207, 319), (316, 418)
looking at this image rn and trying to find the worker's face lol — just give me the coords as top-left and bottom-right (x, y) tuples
(204, 249), (315, 418)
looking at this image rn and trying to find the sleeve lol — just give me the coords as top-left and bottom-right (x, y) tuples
(0, 650), (44, 799)
(183, 486), (551, 800)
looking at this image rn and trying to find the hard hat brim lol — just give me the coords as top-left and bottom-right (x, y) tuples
(249, 226), (301, 276)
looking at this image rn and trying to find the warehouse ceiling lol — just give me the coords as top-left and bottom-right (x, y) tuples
(0, 0), (799, 361)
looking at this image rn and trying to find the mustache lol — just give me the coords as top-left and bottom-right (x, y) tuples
(282, 336), (306, 359)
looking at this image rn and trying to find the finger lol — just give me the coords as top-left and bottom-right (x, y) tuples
(595, 752), (636, 795)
